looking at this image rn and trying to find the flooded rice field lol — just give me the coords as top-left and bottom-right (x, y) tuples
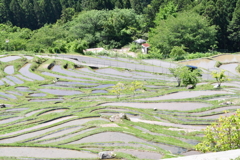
(100, 102), (211, 111)
(19, 63), (44, 80)
(213, 54), (240, 62)
(0, 54), (240, 159)
(0, 56), (21, 62)
(4, 65), (14, 74)
(140, 90), (233, 101)
(180, 58), (216, 69)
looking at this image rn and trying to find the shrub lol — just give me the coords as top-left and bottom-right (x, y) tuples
(147, 47), (163, 59)
(68, 39), (89, 54)
(127, 81), (144, 96)
(196, 109), (240, 152)
(215, 61), (222, 68)
(129, 42), (139, 52)
(169, 46), (187, 60)
(109, 82), (125, 98)
(236, 65), (240, 73)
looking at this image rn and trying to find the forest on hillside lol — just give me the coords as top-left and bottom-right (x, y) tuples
(0, 0), (239, 57)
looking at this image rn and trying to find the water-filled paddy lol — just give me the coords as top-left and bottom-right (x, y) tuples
(140, 90), (234, 101)
(0, 80), (4, 85)
(15, 74), (33, 81)
(0, 147), (97, 158)
(115, 149), (162, 159)
(29, 93), (46, 97)
(100, 102), (211, 111)
(0, 92), (17, 99)
(6, 76), (24, 84)
(92, 90), (108, 94)
(0, 56), (21, 62)
(39, 89), (83, 96)
(219, 63), (239, 75)
(4, 66), (14, 74)
(29, 98), (64, 102)
(213, 54), (240, 62)
(2, 78), (15, 86)
(19, 64), (44, 80)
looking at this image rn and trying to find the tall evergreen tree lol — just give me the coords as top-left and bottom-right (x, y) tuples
(9, 0), (24, 27)
(200, 0), (238, 51)
(1, 0), (12, 23)
(228, 0), (240, 51)
(22, 0), (38, 29)
(0, 2), (8, 23)
(33, 0), (44, 27)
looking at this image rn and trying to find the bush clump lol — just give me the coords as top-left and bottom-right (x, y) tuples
(196, 109), (240, 152)
(215, 61), (222, 68)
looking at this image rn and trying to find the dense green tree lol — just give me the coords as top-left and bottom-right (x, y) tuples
(58, 7), (75, 24)
(154, 1), (178, 23)
(33, 0), (44, 27)
(143, 0), (164, 29)
(149, 11), (217, 56)
(129, 0), (151, 14)
(1, 0), (12, 23)
(228, 0), (240, 51)
(0, 2), (8, 23)
(69, 9), (144, 48)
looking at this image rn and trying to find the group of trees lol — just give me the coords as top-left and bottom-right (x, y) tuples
(0, 0), (239, 55)
(0, 8), (143, 53)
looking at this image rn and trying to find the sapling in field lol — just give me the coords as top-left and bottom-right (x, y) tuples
(127, 81), (144, 97)
(211, 70), (230, 88)
(110, 82), (125, 98)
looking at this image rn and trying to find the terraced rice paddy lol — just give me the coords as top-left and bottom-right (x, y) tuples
(0, 54), (240, 159)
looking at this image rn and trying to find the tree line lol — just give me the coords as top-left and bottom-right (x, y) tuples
(0, 0), (239, 55)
